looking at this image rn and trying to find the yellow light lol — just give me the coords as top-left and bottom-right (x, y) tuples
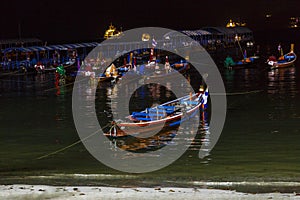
(226, 19), (236, 28)
(103, 23), (122, 39)
(142, 33), (150, 41)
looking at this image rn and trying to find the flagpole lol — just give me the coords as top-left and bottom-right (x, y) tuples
(150, 36), (158, 62)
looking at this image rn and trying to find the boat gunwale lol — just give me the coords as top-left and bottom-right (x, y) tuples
(269, 52), (297, 69)
(117, 92), (205, 127)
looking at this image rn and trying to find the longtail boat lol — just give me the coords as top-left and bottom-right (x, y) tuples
(106, 87), (209, 137)
(267, 44), (297, 69)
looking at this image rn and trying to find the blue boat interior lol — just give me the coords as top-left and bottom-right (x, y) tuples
(131, 95), (202, 122)
(180, 100), (198, 105)
(157, 105), (175, 110)
(134, 117), (152, 121)
(132, 105), (177, 121)
(132, 112), (165, 117)
(276, 54), (296, 63)
(147, 108), (174, 114)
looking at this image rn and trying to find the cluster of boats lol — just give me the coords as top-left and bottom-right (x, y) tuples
(224, 43), (297, 70)
(72, 50), (210, 141)
(72, 53), (190, 87)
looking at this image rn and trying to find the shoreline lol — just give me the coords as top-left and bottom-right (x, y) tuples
(2, 174), (300, 194)
(1, 185), (300, 200)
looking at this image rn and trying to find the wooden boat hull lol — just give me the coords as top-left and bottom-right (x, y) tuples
(268, 52), (297, 69)
(112, 89), (209, 136)
(119, 104), (199, 128)
(271, 60), (296, 69)
(104, 125), (179, 138)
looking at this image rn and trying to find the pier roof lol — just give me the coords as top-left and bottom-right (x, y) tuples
(182, 30), (212, 36)
(0, 38), (42, 45)
(1, 42), (99, 53)
(164, 29), (211, 39)
(202, 27), (236, 35)
(203, 26), (252, 35)
(232, 27), (252, 34)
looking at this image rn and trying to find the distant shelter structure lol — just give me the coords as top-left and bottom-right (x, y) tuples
(0, 38), (42, 49)
(0, 26), (254, 71)
(0, 42), (98, 70)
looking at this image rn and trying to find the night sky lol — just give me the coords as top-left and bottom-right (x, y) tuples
(1, 0), (300, 43)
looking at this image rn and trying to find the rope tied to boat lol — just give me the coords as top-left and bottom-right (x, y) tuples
(109, 122), (118, 137)
(36, 123), (111, 160)
(225, 90), (264, 96)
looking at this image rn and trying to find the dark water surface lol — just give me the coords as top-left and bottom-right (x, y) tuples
(1, 52), (300, 193)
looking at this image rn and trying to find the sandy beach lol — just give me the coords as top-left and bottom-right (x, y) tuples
(1, 185), (300, 200)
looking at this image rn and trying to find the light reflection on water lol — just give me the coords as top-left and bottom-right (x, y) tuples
(1, 59), (300, 188)
(267, 67), (299, 121)
(96, 78), (211, 155)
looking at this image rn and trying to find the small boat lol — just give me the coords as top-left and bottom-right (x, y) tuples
(172, 60), (190, 69)
(267, 44), (297, 69)
(224, 36), (258, 69)
(235, 56), (257, 66)
(144, 57), (189, 83)
(34, 62), (46, 73)
(75, 63), (121, 84)
(224, 51), (258, 69)
(97, 63), (121, 83)
(107, 86), (209, 137)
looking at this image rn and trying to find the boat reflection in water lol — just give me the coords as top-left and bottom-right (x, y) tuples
(268, 67), (296, 95)
(267, 67), (298, 121)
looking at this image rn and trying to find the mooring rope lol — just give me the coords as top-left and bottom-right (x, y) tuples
(43, 81), (74, 92)
(36, 123), (111, 160)
(210, 90), (264, 96)
(226, 89), (264, 96)
(43, 76), (90, 92)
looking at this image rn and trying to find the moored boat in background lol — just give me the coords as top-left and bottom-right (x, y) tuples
(267, 44), (297, 69)
(224, 55), (257, 69)
(143, 56), (189, 83)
